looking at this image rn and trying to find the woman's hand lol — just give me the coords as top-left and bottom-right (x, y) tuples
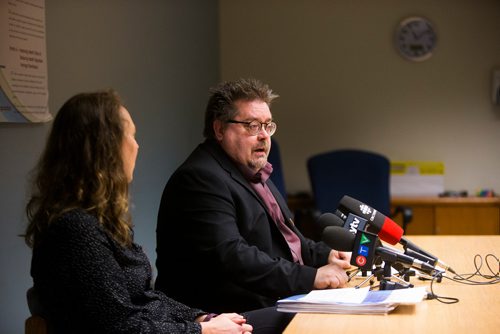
(200, 313), (252, 334)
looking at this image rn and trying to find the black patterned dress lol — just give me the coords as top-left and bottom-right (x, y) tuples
(31, 209), (206, 334)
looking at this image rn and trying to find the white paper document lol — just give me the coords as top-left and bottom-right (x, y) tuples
(277, 287), (428, 315)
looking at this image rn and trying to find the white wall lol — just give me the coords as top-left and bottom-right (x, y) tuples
(0, 1), (219, 332)
(220, 0), (500, 195)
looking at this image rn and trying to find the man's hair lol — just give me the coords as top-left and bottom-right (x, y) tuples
(24, 90), (133, 248)
(203, 78), (279, 138)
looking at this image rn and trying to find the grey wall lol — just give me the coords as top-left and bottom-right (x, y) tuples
(0, 1), (219, 332)
(220, 0), (500, 195)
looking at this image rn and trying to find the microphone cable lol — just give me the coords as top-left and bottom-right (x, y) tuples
(426, 253), (499, 304)
(427, 273), (459, 304)
(448, 253), (500, 285)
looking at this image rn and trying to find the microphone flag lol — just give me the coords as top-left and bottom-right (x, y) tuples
(351, 230), (378, 271)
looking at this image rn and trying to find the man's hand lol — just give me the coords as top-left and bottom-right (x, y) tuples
(313, 250), (352, 289)
(328, 250), (352, 266)
(313, 263), (349, 289)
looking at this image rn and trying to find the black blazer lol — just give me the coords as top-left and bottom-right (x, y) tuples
(155, 139), (332, 313)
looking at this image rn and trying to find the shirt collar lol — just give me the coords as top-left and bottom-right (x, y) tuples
(248, 162), (273, 184)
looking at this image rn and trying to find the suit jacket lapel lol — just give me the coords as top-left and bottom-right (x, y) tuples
(202, 139), (267, 207)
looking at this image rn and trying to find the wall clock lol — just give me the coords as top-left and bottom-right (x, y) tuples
(395, 16), (437, 62)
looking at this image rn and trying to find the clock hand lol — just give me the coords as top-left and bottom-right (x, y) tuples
(410, 28), (418, 40)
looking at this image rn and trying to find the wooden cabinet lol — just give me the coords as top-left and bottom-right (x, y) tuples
(391, 197), (500, 235)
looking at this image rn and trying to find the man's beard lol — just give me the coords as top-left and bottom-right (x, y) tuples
(248, 156), (267, 171)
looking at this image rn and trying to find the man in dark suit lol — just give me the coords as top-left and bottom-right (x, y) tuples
(155, 78), (350, 313)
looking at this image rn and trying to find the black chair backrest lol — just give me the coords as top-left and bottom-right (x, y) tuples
(307, 149), (391, 216)
(26, 287), (50, 334)
(27, 287), (45, 317)
(268, 138), (287, 198)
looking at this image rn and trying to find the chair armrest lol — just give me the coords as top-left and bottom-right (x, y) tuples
(391, 205), (413, 232)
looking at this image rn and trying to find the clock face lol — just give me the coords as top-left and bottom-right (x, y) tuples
(395, 17), (437, 61)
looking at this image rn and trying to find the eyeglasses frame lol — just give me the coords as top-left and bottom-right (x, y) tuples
(226, 119), (277, 136)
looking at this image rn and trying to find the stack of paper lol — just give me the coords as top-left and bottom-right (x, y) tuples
(277, 287), (427, 315)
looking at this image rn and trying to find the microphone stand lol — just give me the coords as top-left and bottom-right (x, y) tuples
(353, 258), (414, 290)
(378, 260), (414, 290)
(352, 256), (384, 288)
(391, 262), (416, 282)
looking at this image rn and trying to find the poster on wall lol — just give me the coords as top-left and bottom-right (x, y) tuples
(0, 0), (50, 123)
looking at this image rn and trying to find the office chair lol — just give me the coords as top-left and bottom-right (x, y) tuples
(268, 138), (287, 198)
(25, 287), (49, 334)
(307, 149), (412, 231)
(25, 315), (47, 334)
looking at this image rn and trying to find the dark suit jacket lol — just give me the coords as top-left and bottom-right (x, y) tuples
(155, 139), (332, 313)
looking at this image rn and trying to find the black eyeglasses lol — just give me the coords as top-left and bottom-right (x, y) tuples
(226, 119), (277, 136)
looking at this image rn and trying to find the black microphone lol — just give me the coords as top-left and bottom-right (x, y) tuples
(399, 237), (456, 274)
(337, 195), (455, 273)
(322, 226), (439, 275)
(319, 211), (370, 235)
(374, 247), (439, 276)
(342, 213), (369, 234)
(322, 225), (379, 271)
(316, 212), (344, 229)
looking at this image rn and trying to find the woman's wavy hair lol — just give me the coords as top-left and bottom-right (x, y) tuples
(24, 90), (133, 248)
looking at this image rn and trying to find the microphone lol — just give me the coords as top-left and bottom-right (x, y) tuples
(322, 226), (439, 275)
(320, 211), (371, 236)
(341, 212), (369, 234)
(316, 212), (344, 229)
(374, 247), (439, 276)
(322, 226), (378, 271)
(399, 237), (456, 274)
(337, 195), (455, 273)
(336, 195), (403, 245)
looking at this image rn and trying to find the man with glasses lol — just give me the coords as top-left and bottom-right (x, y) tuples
(155, 78), (350, 315)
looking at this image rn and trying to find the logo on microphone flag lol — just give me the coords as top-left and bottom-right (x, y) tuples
(356, 255), (367, 267)
(360, 233), (371, 245)
(351, 231), (378, 271)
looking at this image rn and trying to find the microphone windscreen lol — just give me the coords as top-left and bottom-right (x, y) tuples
(317, 212), (344, 229)
(378, 217), (404, 245)
(321, 226), (355, 251)
(338, 195), (386, 227)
